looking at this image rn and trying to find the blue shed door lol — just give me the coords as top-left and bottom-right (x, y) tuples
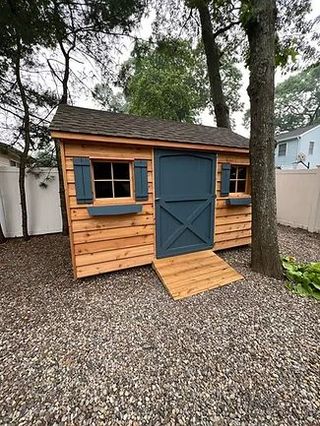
(155, 149), (216, 258)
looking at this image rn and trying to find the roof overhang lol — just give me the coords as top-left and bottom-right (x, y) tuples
(51, 130), (250, 154)
(276, 123), (320, 142)
(276, 135), (299, 143)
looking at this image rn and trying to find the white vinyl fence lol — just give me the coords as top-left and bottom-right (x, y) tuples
(0, 167), (62, 238)
(276, 167), (320, 233)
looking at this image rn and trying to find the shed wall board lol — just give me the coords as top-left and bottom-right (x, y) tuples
(62, 141), (155, 278)
(214, 153), (252, 250)
(61, 139), (251, 278)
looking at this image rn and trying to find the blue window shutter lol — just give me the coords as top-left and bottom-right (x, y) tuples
(73, 157), (93, 204)
(221, 163), (231, 196)
(134, 160), (148, 201)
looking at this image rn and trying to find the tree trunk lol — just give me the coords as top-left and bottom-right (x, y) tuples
(60, 39), (70, 104)
(197, 3), (231, 129)
(15, 37), (30, 241)
(246, 0), (282, 278)
(55, 139), (68, 235)
(55, 39), (70, 236)
(0, 221), (6, 244)
(18, 155), (29, 241)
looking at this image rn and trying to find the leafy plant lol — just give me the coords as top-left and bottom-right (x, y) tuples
(282, 256), (320, 300)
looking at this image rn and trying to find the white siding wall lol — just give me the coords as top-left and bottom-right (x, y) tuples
(276, 126), (320, 169)
(275, 138), (300, 168)
(0, 167), (62, 237)
(0, 153), (14, 167)
(299, 126), (320, 168)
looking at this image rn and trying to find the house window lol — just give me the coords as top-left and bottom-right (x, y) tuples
(92, 161), (131, 199)
(309, 141), (315, 155)
(230, 165), (248, 193)
(278, 143), (287, 157)
(10, 160), (18, 167)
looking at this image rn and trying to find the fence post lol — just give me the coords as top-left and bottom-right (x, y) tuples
(308, 167), (320, 233)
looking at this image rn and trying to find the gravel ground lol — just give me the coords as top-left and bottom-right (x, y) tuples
(0, 225), (319, 426)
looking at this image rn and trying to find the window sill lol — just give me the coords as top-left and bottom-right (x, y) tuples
(228, 193), (250, 198)
(92, 197), (135, 206)
(87, 204), (142, 216)
(226, 197), (251, 206)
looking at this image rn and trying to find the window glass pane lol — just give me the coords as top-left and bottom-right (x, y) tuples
(93, 162), (111, 179)
(95, 181), (113, 198)
(238, 167), (247, 180)
(230, 166), (237, 179)
(309, 142), (314, 155)
(114, 181), (130, 197)
(230, 180), (236, 193)
(278, 143), (286, 156)
(237, 180), (246, 192)
(113, 163), (130, 179)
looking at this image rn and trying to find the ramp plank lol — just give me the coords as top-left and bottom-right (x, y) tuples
(153, 250), (243, 300)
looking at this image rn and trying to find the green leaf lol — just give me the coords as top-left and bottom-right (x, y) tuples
(312, 291), (320, 301)
(294, 283), (311, 297)
(282, 256), (320, 301)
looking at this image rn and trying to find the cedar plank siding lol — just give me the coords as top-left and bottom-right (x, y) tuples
(63, 141), (155, 278)
(214, 153), (252, 250)
(61, 140), (251, 279)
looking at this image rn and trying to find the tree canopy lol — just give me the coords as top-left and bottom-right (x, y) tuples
(243, 63), (320, 131)
(96, 39), (209, 122)
(0, 0), (148, 239)
(274, 64), (320, 131)
(94, 38), (243, 124)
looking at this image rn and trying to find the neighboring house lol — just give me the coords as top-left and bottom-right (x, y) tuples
(275, 123), (320, 169)
(0, 142), (21, 167)
(0, 142), (36, 168)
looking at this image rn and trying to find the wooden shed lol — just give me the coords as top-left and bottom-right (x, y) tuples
(50, 105), (251, 299)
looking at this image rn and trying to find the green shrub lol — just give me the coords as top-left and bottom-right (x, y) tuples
(282, 257), (320, 300)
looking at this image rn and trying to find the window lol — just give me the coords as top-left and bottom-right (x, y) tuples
(10, 160), (18, 167)
(230, 165), (248, 193)
(278, 143), (287, 157)
(309, 141), (315, 155)
(92, 161), (131, 199)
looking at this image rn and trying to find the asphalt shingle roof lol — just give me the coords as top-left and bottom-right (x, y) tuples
(276, 123), (320, 141)
(50, 105), (249, 150)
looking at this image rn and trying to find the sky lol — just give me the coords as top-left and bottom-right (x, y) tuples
(76, 0), (320, 138)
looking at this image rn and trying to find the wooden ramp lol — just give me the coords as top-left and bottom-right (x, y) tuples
(152, 250), (243, 300)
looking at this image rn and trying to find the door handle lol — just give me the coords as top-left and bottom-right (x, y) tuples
(155, 197), (160, 201)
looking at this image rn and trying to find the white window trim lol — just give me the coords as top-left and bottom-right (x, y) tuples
(229, 165), (248, 194)
(92, 160), (132, 200)
(308, 141), (315, 156)
(278, 142), (287, 157)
